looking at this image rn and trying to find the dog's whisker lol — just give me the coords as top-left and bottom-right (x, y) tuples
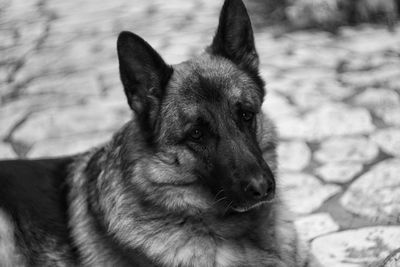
(213, 189), (225, 201)
(212, 196), (227, 207)
(223, 201), (233, 216)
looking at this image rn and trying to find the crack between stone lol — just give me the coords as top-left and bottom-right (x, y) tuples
(3, 112), (34, 157)
(2, 0), (56, 103)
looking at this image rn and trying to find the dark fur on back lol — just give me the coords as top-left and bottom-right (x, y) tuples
(0, 158), (78, 266)
(0, 0), (304, 266)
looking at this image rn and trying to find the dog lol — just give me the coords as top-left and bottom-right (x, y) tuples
(0, 0), (304, 266)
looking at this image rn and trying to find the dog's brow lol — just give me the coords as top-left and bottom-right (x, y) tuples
(229, 88), (261, 110)
(180, 105), (198, 117)
(229, 86), (242, 99)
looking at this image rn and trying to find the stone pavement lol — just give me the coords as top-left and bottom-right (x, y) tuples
(1, 0), (400, 266)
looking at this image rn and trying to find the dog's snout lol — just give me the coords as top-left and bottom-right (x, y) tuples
(243, 178), (266, 199)
(241, 175), (275, 201)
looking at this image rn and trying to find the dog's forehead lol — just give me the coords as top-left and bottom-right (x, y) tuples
(168, 56), (262, 106)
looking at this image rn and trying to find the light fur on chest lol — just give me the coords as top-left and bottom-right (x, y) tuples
(0, 210), (26, 267)
(142, 230), (266, 267)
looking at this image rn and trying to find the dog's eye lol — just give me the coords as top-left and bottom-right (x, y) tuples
(241, 110), (254, 122)
(190, 128), (203, 140)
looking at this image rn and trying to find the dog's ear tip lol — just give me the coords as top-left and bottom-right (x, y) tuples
(118, 31), (136, 38)
(117, 31), (144, 49)
(210, 0), (257, 72)
(118, 31), (131, 41)
(117, 32), (130, 52)
(223, 0), (240, 5)
(223, 0), (246, 11)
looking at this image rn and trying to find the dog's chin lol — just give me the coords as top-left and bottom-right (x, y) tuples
(231, 200), (269, 213)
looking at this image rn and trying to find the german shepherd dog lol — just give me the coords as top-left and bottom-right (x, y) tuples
(0, 0), (304, 266)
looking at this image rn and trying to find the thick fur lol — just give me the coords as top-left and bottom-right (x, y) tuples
(0, 0), (303, 266)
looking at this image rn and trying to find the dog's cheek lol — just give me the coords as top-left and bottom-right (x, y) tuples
(144, 159), (197, 185)
(136, 163), (213, 213)
(175, 149), (197, 170)
(136, 147), (199, 185)
(156, 147), (196, 167)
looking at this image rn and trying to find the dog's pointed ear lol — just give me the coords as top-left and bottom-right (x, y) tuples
(208, 0), (258, 73)
(117, 31), (172, 127)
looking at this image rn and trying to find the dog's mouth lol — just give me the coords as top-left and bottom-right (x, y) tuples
(230, 200), (270, 213)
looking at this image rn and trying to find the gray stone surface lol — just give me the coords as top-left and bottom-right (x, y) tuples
(316, 163), (363, 184)
(310, 226), (400, 267)
(304, 104), (375, 141)
(28, 132), (112, 158)
(275, 116), (310, 140)
(341, 66), (400, 88)
(371, 128), (400, 157)
(12, 101), (130, 146)
(376, 107), (400, 126)
(388, 77), (400, 92)
(354, 88), (400, 128)
(277, 141), (311, 171)
(0, 143), (17, 159)
(381, 249), (400, 267)
(262, 93), (298, 120)
(354, 88), (400, 111)
(280, 173), (341, 214)
(315, 137), (379, 163)
(292, 81), (354, 110)
(295, 213), (339, 242)
(340, 159), (400, 224)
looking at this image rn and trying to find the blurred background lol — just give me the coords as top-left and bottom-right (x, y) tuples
(1, 0), (400, 266)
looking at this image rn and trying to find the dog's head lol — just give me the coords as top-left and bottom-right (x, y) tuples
(117, 0), (276, 215)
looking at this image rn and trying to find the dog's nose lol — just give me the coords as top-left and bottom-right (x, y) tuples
(241, 176), (274, 201)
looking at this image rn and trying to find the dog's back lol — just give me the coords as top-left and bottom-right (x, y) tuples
(0, 158), (78, 266)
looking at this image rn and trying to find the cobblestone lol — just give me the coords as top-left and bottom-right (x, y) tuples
(316, 163), (363, 184)
(338, 27), (400, 54)
(262, 93), (298, 120)
(292, 81), (353, 110)
(12, 101), (129, 147)
(295, 213), (339, 242)
(376, 107), (400, 126)
(275, 116), (310, 140)
(354, 88), (400, 111)
(0, 143), (16, 159)
(382, 249), (400, 267)
(280, 173), (341, 214)
(304, 104), (375, 141)
(25, 75), (100, 96)
(310, 226), (400, 267)
(388, 77), (400, 92)
(340, 66), (400, 88)
(371, 128), (400, 157)
(277, 141), (311, 172)
(340, 159), (400, 224)
(28, 132), (112, 158)
(315, 137), (379, 163)
(338, 52), (400, 73)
